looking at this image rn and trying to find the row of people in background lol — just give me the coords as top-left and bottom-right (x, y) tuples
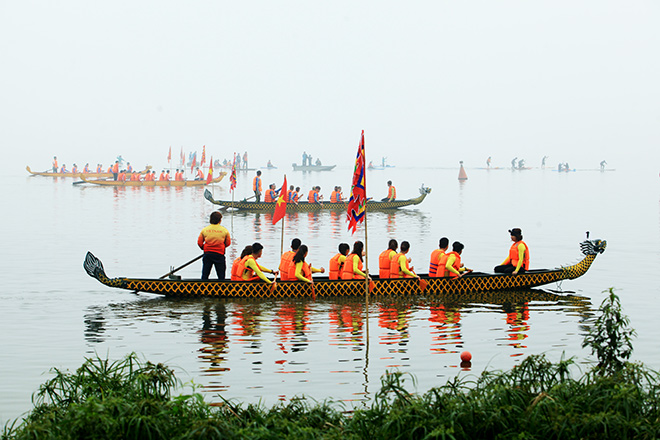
(485, 155), (606, 171)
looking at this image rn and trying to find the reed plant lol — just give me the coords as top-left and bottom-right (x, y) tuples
(4, 289), (660, 439)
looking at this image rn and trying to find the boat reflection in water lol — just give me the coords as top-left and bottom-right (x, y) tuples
(83, 289), (593, 406)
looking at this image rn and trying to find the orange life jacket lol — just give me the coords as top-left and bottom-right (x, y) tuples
(196, 169), (204, 179)
(293, 261), (312, 281)
(107, 166), (113, 173)
(292, 191), (299, 202)
(429, 249), (445, 277)
(83, 166), (90, 173)
(279, 251), (295, 281)
(96, 166), (102, 173)
(387, 186), (396, 200)
(308, 190), (316, 203)
(231, 257), (242, 280)
(112, 163), (119, 173)
(329, 253), (345, 280)
(53, 159), (58, 168)
(72, 166), (78, 173)
(509, 241), (530, 270)
(127, 165), (133, 173)
(389, 253), (413, 278)
(118, 172), (126, 181)
(236, 255), (259, 281)
(253, 176), (262, 192)
(330, 191), (340, 202)
(341, 254), (364, 280)
(441, 251), (462, 279)
(265, 189), (276, 203)
(379, 249), (396, 278)
(130, 173), (139, 181)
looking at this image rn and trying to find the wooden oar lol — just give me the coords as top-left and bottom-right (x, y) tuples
(419, 277), (428, 292)
(131, 254), (203, 294)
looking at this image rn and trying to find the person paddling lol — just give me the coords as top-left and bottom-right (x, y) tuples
(439, 241), (472, 278)
(292, 245), (325, 283)
(378, 239), (398, 278)
(236, 242), (278, 283)
(279, 238), (301, 281)
(231, 246), (253, 280)
(429, 237), (449, 277)
(329, 243), (350, 280)
(389, 241), (418, 279)
(341, 241), (368, 280)
(494, 228), (529, 275)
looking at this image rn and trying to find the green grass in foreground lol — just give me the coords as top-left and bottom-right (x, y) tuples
(4, 289), (660, 440)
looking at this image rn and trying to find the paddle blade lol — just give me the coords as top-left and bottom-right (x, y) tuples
(270, 281), (278, 294)
(369, 280), (376, 293)
(419, 278), (428, 292)
(310, 282), (316, 300)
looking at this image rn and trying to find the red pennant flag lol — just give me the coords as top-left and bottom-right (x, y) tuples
(229, 153), (237, 190)
(206, 156), (213, 184)
(167, 146), (172, 163)
(346, 131), (366, 234)
(201, 145), (206, 165)
(272, 175), (287, 224)
(190, 153), (197, 174)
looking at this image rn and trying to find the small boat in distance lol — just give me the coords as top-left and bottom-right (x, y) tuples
(26, 165), (152, 178)
(83, 238), (606, 298)
(292, 162), (336, 171)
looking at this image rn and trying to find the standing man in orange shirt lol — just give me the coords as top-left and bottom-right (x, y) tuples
(253, 170), (262, 202)
(198, 211), (232, 280)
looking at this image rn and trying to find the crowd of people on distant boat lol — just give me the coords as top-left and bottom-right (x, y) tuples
(482, 155), (608, 171)
(198, 211), (531, 284)
(250, 171), (397, 204)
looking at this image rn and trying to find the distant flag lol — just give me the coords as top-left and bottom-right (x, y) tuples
(190, 152), (197, 174)
(180, 147), (184, 168)
(201, 145), (206, 166)
(229, 153), (237, 191)
(206, 156), (213, 184)
(272, 175), (287, 225)
(346, 130), (366, 234)
(167, 146), (172, 163)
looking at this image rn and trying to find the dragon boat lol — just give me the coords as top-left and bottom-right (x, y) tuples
(83, 238), (605, 299)
(77, 172), (226, 187)
(26, 165), (152, 178)
(203, 186), (432, 212)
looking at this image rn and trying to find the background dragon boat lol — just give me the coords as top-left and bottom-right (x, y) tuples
(78, 173), (226, 187)
(204, 185), (432, 212)
(26, 165), (152, 178)
(83, 238), (605, 299)
(292, 163), (336, 171)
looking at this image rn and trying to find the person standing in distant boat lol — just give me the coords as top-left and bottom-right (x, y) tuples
(52, 156), (58, 173)
(486, 156), (492, 168)
(243, 151), (248, 169)
(511, 157), (518, 169)
(542, 156), (549, 169)
(112, 160), (119, 180)
(600, 160), (607, 171)
(494, 228), (529, 275)
(302, 151), (308, 167)
(198, 211), (231, 280)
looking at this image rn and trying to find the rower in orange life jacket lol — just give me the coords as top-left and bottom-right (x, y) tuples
(389, 241), (418, 279)
(117, 170), (127, 181)
(232, 245), (253, 280)
(126, 163), (133, 173)
(159, 171), (167, 181)
(330, 186), (344, 203)
(429, 237), (449, 277)
(71, 164), (78, 173)
(130, 171), (140, 181)
(341, 241), (368, 280)
(195, 167), (204, 180)
(438, 241), (472, 279)
(60, 164), (67, 173)
(381, 180), (396, 201)
(378, 239), (398, 278)
(52, 156), (58, 173)
(145, 171), (155, 181)
(329, 243), (350, 280)
(278, 238), (301, 281)
(290, 187), (300, 203)
(96, 164), (102, 173)
(494, 228), (529, 275)
(253, 171), (262, 202)
(235, 242), (278, 283)
(291, 245), (325, 283)
(83, 164), (90, 173)
(308, 186), (322, 204)
(264, 184), (278, 203)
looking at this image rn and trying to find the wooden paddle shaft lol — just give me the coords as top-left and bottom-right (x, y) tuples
(160, 254), (204, 279)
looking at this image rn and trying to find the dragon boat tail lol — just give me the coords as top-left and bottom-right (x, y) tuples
(83, 239), (606, 299)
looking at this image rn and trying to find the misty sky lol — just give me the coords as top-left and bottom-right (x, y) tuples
(2, 1), (659, 173)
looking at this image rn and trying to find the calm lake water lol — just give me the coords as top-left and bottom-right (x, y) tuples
(2, 163), (659, 424)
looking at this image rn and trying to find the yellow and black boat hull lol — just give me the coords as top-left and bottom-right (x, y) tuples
(83, 239), (605, 299)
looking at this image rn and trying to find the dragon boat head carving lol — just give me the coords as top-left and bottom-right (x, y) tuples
(84, 252), (107, 281)
(580, 239), (607, 256)
(419, 185), (432, 195)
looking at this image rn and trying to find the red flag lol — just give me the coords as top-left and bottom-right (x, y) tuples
(180, 147), (185, 168)
(229, 153), (237, 190)
(167, 146), (172, 163)
(206, 156), (213, 184)
(272, 175), (287, 224)
(190, 153), (197, 174)
(346, 131), (366, 234)
(201, 145), (206, 165)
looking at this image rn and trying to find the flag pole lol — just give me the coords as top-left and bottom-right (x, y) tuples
(362, 133), (370, 353)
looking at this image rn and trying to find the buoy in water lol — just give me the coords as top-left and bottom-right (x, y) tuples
(460, 351), (472, 362)
(458, 161), (468, 181)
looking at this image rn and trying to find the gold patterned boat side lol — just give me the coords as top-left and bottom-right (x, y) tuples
(84, 239), (606, 299)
